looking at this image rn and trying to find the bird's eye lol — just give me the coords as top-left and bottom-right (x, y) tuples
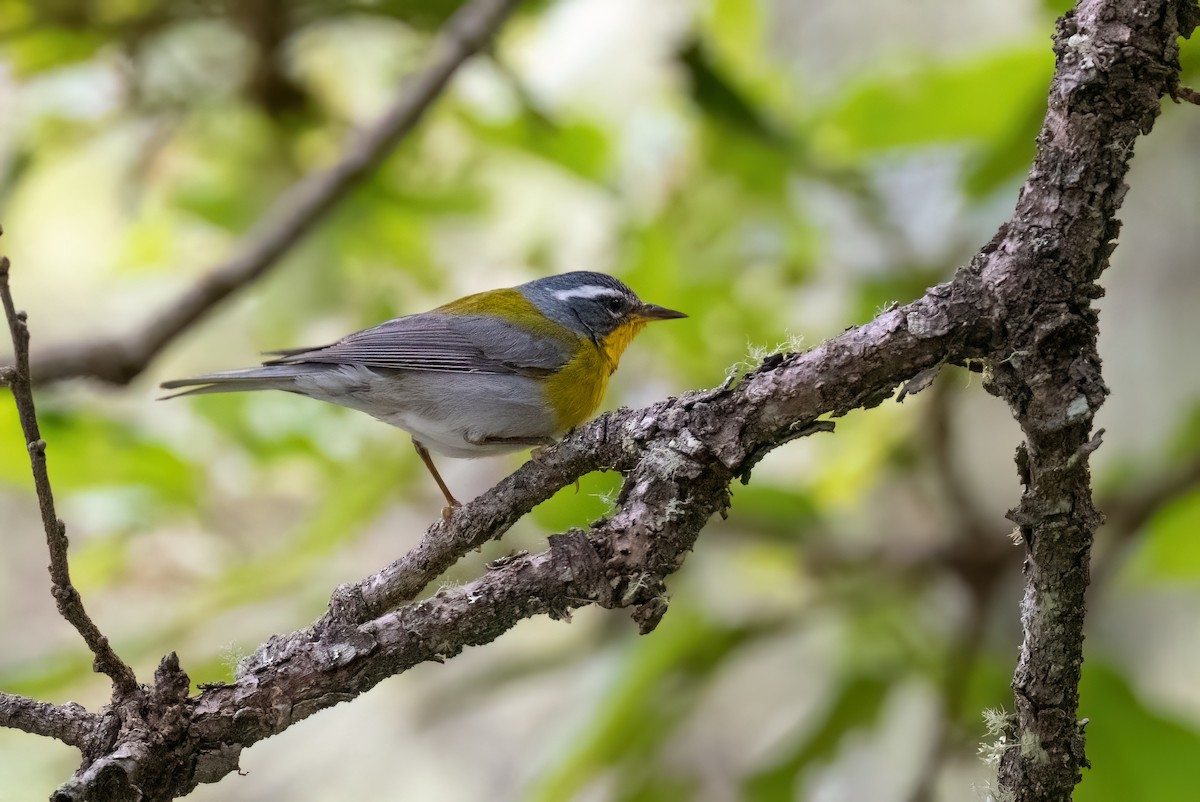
(604, 296), (624, 314)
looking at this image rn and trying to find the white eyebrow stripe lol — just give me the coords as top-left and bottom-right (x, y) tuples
(551, 285), (626, 302)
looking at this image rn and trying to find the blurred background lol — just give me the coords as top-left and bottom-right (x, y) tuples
(2, 0), (1200, 799)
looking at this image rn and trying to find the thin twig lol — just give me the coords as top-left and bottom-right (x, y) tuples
(27, 0), (524, 386)
(0, 691), (99, 750)
(0, 247), (139, 695)
(1172, 84), (1200, 104)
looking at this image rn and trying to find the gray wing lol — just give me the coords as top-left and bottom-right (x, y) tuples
(263, 313), (573, 378)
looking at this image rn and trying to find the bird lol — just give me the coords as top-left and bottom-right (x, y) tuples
(161, 271), (686, 517)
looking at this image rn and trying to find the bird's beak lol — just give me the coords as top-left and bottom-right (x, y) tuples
(635, 302), (688, 321)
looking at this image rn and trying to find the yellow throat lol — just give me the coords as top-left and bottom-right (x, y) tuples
(545, 319), (648, 431)
(439, 288), (653, 432)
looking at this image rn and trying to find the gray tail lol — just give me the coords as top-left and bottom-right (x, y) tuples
(159, 365), (319, 400)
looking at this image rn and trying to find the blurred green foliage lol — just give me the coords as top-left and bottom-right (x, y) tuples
(1127, 490), (1200, 582)
(2, 0), (1200, 800)
(1076, 664), (1200, 802)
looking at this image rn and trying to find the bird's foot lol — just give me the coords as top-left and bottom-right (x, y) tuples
(527, 444), (578, 491)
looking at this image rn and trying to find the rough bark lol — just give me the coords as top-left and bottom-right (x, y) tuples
(0, 692), (100, 751)
(39, 277), (989, 801)
(980, 3), (1196, 799)
(0, 0), (1196, 800)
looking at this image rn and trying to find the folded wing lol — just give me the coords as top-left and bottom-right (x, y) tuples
(264, 313), (574, 378)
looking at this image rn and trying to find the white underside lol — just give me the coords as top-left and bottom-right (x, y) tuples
(292, 364), (561, 458)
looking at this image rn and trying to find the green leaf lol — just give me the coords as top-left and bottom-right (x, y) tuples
(0, 0), (34, 36)
(678, 39), (787, 145)
(958, 653), (1020, 733)
(189, 451), (405, 622)
(1122, 489), (1200, 583)
(344, 0), (554, 31)
(167, 104), (292, 231)
(852, 268), (949, 326)
(727, 483), (821, 538)
(529, 470), (623, 532)
(1167, 401), (1200, 461)
(1042, 0), (1076, 14)
(816, 48), (1052, 156)
(0, 649), (94, 700)
(1075, 663), (1200, 802)
(963, 98), (1045, 197)
(1181, 31), (1200, 81)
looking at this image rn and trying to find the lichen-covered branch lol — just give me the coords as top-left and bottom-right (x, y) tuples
(0, 248), (139, 695)
(25, 0), (524, 386)
(46, 274), (986, 801)
(979, 2), (1197, 800)
(2, 1), (1197, 801)
(0, 692), (99, 751)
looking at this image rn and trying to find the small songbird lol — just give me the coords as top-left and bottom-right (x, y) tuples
(161, 271), (686, 517)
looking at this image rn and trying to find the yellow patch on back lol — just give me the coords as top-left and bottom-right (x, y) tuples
(437, 289), (577, 343)
(439, 289), (653, 432)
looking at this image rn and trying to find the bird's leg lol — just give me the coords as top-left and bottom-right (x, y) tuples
(413, 439), (460, 520)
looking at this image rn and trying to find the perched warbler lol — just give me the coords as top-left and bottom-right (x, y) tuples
(161, 271), (686, 516)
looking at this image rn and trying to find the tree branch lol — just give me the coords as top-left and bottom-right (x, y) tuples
(46, 275), (990, 801)
(25, 0), (524, 386)
(3, 1), (1197, 800)
(0, 692), (100, 751)
(0, 246), (139, 695)
(981, 2), (1197, 799)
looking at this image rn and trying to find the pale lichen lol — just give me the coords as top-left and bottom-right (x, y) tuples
(978, 707), (1016, 768)
(722, 334), (806, 388)
(976, 708), (1018, 802)
(1018, 729), (1050, 765)
(1066, 32), (1096, 70)
(1066, 394), (1090, 421)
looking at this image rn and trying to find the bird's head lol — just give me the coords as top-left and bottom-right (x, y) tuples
(520, 272), (686, 353)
